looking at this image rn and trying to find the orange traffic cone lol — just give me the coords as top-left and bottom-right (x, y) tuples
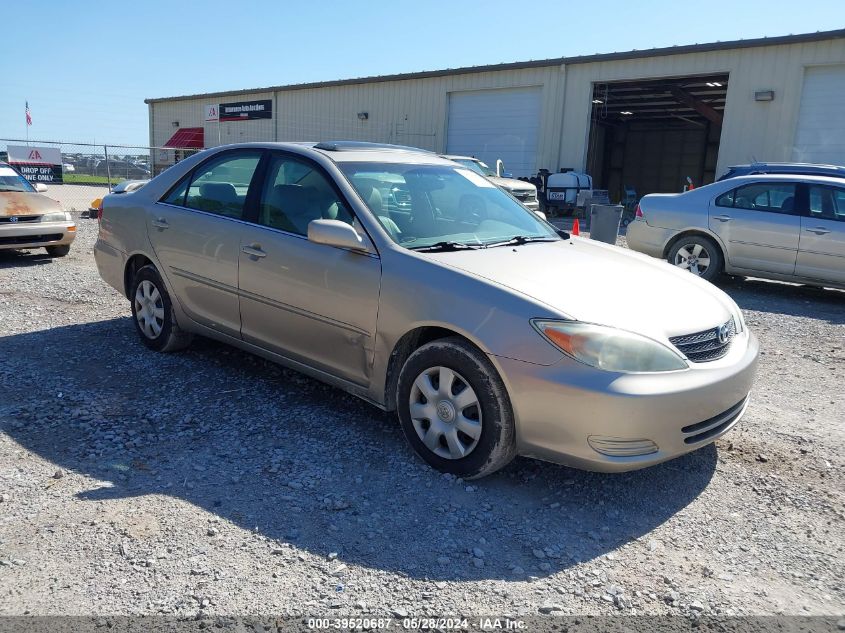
(571, 218), (580, 236)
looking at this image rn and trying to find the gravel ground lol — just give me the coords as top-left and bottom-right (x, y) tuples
(0, 216), (843, 618)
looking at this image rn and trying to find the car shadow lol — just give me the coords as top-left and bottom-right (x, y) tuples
(0, 249), (57, 268)
(719, 275), (845, 324)
(0, 317), (717, 581)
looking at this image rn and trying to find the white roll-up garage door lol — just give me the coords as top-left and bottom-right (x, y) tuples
(446, 87), (542, 177)
(792, 65), (845, 164)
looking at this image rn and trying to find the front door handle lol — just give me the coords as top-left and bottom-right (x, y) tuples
(806, 227), (831, 235)
(713, 214), (732, 222)
(241, 244), (267, 258)
(151, 218), (169, 229)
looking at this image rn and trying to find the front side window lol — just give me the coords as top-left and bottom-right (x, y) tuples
(338, 162), (557, 249)
(808, 185), (845, 222)
(718, 183), (797, 214)
(175, 152), (261, 219)
(258, 155), (353, 235)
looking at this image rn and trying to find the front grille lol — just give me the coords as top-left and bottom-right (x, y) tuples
(0, 215), (42, 223)
(670, 318), (736, 362)
(512, 191), (536, 202)
(681, 397), (747, 444)
(0, 233), (63, 245)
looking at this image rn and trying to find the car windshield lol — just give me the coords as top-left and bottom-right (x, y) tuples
(0, 165), (36, 193)
(455, 158), (497, 177)
(339, 162), (558, 249)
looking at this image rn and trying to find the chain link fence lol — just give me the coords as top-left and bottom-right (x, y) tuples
(0, 138), (201, 213)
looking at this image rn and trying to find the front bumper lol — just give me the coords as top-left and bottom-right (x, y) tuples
(0, 220), (76, 250)
(496, 330), (759, 472)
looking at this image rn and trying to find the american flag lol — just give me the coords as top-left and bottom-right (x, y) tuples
(25, 101), (32, 126)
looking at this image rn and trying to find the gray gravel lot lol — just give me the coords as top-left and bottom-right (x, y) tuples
(0, 216), (843, 617)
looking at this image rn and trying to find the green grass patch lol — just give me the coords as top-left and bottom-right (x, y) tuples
(62, 174), (115, 185)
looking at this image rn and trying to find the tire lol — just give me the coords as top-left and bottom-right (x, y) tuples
(129, 265), (192, 352)
(46, 245), (70, 257)
(396, 337), (516, 479)
(667, 235), (723, 282)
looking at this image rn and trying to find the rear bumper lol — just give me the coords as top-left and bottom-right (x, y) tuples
(625, 220), (676, 259)
(497, 330), (759, 472)
(0, 221), (76, 250)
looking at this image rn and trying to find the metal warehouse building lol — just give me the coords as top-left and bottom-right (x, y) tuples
(146, 29), (845, 199)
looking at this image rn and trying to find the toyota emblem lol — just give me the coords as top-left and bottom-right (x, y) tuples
(717, 323), (731, 345)
(9, 216), (18, 223)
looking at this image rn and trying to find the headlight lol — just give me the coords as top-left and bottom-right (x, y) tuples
(532, 320), (688, 373)
(40, 211), (71, 223)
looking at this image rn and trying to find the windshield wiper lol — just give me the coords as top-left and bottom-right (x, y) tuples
(484, 235), (560, 248)
(410, 240), (484, 252)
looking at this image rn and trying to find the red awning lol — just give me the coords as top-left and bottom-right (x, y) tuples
(163, 127), (204, 149)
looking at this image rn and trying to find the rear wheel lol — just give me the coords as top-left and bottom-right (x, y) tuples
(396, 337), (516, 479)
(129, 265), (192, 352)
(46, 245), (70, 257)
(668, 235), (723, 282)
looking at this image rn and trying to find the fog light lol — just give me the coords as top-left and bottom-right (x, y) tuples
(588, 436), (658, 457)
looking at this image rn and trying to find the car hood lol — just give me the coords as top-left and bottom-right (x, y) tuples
(428, 238), (736, 341)
(0, 191), (62, 217)
(488, 176), (536, 193)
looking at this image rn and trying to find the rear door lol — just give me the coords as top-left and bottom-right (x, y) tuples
(795, 183), (845, 284)
(148, 150), (263, 337)
(708, 181), (801, 275)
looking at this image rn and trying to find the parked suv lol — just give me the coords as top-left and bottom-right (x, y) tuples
(440, 155), (540, 213)
(718, 162), (845, 181)
(95, 141), (757, 478)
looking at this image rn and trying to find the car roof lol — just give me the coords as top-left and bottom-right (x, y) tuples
(722, 173), (845, 185)
(730, 161), (845, 170)
(439, 154), (478, 161)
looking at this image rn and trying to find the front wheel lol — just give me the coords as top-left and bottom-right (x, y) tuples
(396, 337), (516, 479)
(668, 235), (723, 282)
(129, 265), (192, 352)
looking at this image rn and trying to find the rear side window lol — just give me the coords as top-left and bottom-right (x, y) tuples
(716, 183), (797, 214)
(186, 153), (261, 219)
(808, 185), (845, 222)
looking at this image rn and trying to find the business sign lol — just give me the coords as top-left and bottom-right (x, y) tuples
(204, 104), (219, 122)
(7, 145), (63, 183)
(219, 99), (272, 121)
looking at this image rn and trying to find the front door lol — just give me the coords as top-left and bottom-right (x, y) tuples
(147, 150), (262, 336)
(237, 152), (381, 385)
(796, 183), (845, 284)
(709, 181), (801, 275)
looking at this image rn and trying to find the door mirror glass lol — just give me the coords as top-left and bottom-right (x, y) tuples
(307, 219), (369, 252)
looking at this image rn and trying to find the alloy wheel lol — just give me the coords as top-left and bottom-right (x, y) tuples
(674, 243), (711, 276)
(409, 366), (482, 460)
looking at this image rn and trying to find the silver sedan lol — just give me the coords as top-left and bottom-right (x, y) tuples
(94, 142), (758, 478)
(627, 174), (845, 289)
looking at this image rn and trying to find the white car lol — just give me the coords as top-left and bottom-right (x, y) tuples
(440, 155), (541, 214)
(627, 174), (845, 288)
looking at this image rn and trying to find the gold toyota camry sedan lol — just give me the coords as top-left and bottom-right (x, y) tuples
(94, 142), (758, 479)
(0, 162), (76, 257)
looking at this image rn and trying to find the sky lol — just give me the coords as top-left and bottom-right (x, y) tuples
(1, 0), (842, 147)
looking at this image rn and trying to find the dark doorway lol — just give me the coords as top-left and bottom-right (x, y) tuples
(586, 74), (729, 202)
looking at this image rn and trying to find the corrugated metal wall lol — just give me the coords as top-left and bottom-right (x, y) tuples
(149, 36), (845, 178)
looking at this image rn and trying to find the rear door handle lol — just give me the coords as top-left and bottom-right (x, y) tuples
(241, 244), (267, 258)
(151, 218), (169, 229)
(805, 227), (831, 235)
(713, 215), (732, 222)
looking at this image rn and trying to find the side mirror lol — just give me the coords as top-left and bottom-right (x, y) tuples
(308, 219), (369, 252)
(34, 183), (48, 193)
(534, 210), (547, 221)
